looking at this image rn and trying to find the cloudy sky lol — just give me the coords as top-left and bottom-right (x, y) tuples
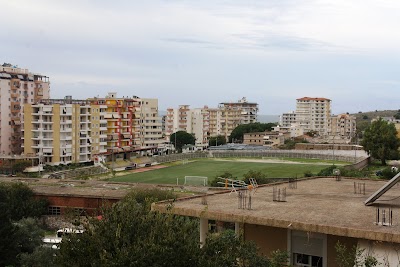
(1, 0), (400, 115)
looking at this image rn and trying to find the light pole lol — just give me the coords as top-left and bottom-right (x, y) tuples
(354, 133), (358, 163)
(332, 135), (335, 164)
(174, 131), (177, 153)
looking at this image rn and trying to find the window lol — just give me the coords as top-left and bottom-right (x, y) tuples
(293, 253), (322, 267)
(48, 206), (61, 215)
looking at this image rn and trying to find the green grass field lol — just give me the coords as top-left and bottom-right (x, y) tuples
(110, 159), (330, 184)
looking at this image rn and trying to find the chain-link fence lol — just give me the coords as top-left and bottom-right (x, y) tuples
(154, 150), (367, 165)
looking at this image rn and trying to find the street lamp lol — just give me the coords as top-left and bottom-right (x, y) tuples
(174, 131), (177, 153)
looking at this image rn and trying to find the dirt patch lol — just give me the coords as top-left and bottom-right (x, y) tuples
(129, 165), (168, 173)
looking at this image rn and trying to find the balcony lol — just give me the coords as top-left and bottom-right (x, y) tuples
(60, 120), (72, 124)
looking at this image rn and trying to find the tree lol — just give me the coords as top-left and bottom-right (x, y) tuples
(209, 135), (227, 146)
(57, 188), (271, 267)
(335, 241), (378, 267)
(361, 118), (400, 165)
(0, 183), (48, 266)
(170, 131), (195, 152)
(229, 123), (277, 143)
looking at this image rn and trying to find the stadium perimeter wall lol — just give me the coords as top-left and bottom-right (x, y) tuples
(155, 150), (368, 167)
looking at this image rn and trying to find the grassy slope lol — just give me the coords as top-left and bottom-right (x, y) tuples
(110, 160), (329, 184)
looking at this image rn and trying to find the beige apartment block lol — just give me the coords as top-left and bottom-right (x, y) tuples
(219, 97), (258, 125)
(243, 131), (285, 148)
(1, 63), (50, 155)
(165, 105), (209, 149)
(166, 97), (259, 147)
(327, 113), (357, 140)
(296, 97), (331, 135)
(136, 98), (163, 149)
(280, 111), (297, 128)
(23, 97), (91, 165)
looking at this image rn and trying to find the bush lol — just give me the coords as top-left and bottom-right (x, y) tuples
(379, 167), (399, 179)
(304, 170), (313, 177)
(317, 165), (338, 176)
(210, 172), (233, 187)
(243, 170), (269, 185)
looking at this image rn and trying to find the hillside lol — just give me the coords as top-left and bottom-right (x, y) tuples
(351, 109), (399, 133)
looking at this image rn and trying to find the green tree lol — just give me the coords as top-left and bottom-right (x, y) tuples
(200, 230), (269, 267)
(209, 135), (227, 146)
(335, 241), (379, 267)
(0, 183), (48, 266)
(361, 118), (400, 165)
(229, 123), (277, 143)
(170, 131), (196, 152)
(57, 188), (271, 267)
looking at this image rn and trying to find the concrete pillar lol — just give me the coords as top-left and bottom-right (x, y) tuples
(235, 222), (240, 236)
(200, 218), (208, 248)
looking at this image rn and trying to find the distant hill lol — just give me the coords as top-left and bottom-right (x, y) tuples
(257, 115), (280, 123)
(351, 109), (399, 124)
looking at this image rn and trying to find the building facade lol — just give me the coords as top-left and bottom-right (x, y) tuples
(243, 131), (285, 148)
(295, 97), (331, 136)
(327, 113), (357, 139)
(23, 93), (164, 165)
(23, 98), (92, 165)
(166, 97), (259, 148)
(0, 63), (50, 155)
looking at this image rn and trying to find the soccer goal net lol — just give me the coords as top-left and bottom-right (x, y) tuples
(184, 176), (208, 186)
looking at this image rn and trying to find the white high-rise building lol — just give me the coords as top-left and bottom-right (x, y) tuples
(295, 97), (331, 135)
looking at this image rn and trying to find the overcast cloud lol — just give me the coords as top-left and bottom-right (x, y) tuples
(1, 0), (400, 114)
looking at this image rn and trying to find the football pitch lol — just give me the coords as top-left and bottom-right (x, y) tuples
(109, 159), (330, 184)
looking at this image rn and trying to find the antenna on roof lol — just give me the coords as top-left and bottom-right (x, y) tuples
(273, 187), (286, 202)
(354, 182), (365, 195)
(238, 190), (252, 210)
(289, 178), (297, 189)
(375, 206), (393, 226)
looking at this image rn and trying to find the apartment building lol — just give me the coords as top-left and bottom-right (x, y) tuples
(296, 97), (331, 135)
(23, 93), (163, 165)
(166, 97), (259, 147)
(23, 97), (91, 165)
(88, 93), (163, 157)
(280, 111), (297, 128)
(280, 97), (333, 137)
(219, 97), (258, 124)
(0, 63), (50, 155)
(327, 113), (357, 139)
(136, 98), (163, 149)
(243, 131), (285, 148)
(165, 105), (210, 149)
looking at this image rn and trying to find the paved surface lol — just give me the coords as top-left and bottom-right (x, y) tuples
(153, 177), (400, 243)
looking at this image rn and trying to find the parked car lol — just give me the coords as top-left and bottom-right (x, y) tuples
(125, 166), (135, 170)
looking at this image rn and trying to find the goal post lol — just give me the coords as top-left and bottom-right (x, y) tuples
(184, 176), (208, 186)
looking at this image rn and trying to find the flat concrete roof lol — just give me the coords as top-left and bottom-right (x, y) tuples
(152, 177), (400, 244)
(0, 177), (143, 199)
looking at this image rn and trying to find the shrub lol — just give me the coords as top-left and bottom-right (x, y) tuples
(210, 172), (233, 187)
(304, 170), (313, 177)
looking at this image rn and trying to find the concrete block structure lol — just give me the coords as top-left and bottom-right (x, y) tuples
(243, 131), (285, 148)
(153, 178), (400, 266)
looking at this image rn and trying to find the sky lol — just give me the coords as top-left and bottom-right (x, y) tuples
(1, 0), (400, 115)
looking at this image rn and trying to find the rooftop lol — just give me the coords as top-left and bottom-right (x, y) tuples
(0, 177), (151, 199)
(153, 177), (400, 243)
(297, 97), (331, 101)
